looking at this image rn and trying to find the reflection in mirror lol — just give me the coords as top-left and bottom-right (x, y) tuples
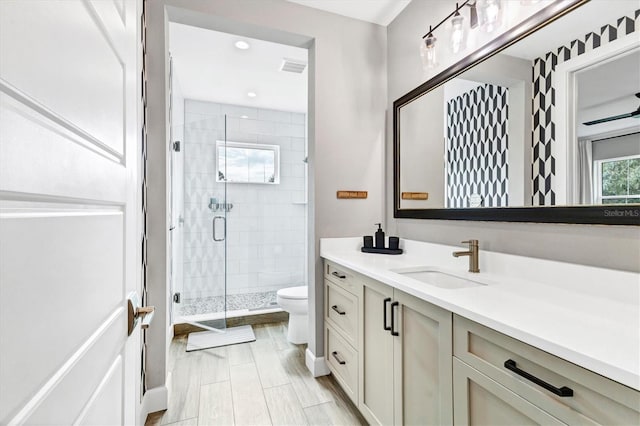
(216, 141), (280, 184)
(396, 0), (640, 213)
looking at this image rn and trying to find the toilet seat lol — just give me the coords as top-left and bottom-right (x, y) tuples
(277, 285), (307, 300)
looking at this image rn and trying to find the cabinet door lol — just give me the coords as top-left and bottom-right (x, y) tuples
(453, 358), (566, 425)
(393, 290), (453, 426)
(359, 279), (394, 425)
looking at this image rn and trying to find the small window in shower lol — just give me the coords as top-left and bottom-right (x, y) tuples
(216, 141), (280, 184)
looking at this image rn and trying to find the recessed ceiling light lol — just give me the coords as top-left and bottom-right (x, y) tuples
(240, 115), (249, 119)
(247, 91), (257, 98)
(235, 40), (250, 50)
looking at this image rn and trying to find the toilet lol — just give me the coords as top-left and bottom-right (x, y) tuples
(276, 286), (308, 344)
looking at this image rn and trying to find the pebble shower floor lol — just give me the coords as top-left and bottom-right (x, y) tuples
(179, 290), (278, 316)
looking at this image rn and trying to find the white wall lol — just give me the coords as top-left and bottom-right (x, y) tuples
(182, 100), (307, 300)
(387, 0), (640, 273)
(146, 0), (387, 390)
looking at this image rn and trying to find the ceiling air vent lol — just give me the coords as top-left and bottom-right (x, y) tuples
(280, 58), (307, 73)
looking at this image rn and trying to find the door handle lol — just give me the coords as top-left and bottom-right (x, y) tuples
(127, 292), (155, 336)
(390, 301), (399, 336)
(383, 297), (391, 331)
(331, 305), (346, 315)
(213, 216), (226, 241)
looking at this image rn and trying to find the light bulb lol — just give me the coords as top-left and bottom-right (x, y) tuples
(234, 40), (250, 50)
(450, 12), (466, 53)
(420, 34), (438, 70)
(477, 0), (503, 33)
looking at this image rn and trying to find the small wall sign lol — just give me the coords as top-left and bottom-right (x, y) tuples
(337, 191), (368, 199)
(401, 192), (428, 200)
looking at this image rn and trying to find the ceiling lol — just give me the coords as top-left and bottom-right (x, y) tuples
(502, 0), (640, 61)
(576, 50), (640, 138)
(286, 0), (411, 26)
(169, 22), (308, 113)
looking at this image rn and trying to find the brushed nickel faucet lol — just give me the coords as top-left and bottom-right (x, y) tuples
(453, 240), (480, 273)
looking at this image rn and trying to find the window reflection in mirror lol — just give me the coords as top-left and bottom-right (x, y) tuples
(216, 141), (280, 184)
(396, 0), (640, 211)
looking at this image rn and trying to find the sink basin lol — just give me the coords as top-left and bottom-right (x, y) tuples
(391, 268), (486, 289)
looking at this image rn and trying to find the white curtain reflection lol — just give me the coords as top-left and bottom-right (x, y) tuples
(577, 139), (593, 204)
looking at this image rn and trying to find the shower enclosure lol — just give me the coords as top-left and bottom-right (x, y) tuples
(170, 101), (308, 330)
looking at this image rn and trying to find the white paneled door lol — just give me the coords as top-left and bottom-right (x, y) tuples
(0, 0), (141, 424)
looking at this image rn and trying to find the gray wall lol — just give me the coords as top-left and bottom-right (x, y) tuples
(386, 0), (640, 272)
(146, 0), (387, 390)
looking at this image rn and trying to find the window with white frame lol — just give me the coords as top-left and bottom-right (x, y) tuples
(216, 141), (280, 184)
(593, 155), (640, 204)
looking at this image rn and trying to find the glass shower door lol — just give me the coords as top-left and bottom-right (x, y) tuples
(171, 112), (229, 332)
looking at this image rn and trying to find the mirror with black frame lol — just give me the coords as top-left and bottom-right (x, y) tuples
(394, 0), (640, 224)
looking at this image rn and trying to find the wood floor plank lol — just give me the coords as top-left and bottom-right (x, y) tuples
(199, 346), (230, 384)
(163, 353), (202, 424)
(315, 376), (368, 425)
(251, 339), (291, 389)
(278, 347), (334, 408)
(229, 363), (272, 426)
(198, 381), (234, 426)
(227, 342), (254, 366)
(166, 418), (198, 426)
(263, 384), (309, 426)
(252, 324), (273, 341)
(168, 335), (188, 372)
(266, 322), (296, 351)
(147, 322), (365, 426)
(303, 401), (366, 426)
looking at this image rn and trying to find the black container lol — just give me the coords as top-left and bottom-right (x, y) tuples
(374, 223), (385, 248)
(363, 235), (373, 248)
(388, 236), (400, 250)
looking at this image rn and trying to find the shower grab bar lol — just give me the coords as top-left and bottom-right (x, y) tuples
(212, 216), (226, 242)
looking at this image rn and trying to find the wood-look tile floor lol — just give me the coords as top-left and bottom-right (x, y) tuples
(145, 322), (367, 426)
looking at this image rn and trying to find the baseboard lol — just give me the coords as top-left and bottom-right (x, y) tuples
(305, 347), (330, 377)
(139, 385), (168, 425)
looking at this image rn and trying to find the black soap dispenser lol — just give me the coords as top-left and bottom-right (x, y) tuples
(374, 223), (385, 249)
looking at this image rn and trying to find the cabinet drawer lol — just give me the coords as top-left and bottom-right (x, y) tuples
(326, 323), (358, 404)
(453, 358), (565, 425)
(325, 279), (358, 347)
(324, 260), (360, 295)
(454, 315), (640, 425)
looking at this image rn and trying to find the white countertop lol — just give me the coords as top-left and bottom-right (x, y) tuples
(320, 237), (640, 391)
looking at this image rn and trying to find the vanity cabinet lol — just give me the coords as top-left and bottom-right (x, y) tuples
(453, 315), (640, 425)
(323, 259), (640, 426)
(324, 261), (363, 404)
(359, 276), (453, 425)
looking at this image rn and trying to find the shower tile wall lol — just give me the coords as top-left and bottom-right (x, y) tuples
(182, 99), (306, 302)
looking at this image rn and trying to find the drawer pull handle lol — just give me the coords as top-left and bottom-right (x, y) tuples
(504, 359), (573, 397)
(331, 305), (346, 315)
(332, 351), (346, 365)
(332, 271), (346, 279)
(390, 301), (399, 336)
(383, 297), (392, 331)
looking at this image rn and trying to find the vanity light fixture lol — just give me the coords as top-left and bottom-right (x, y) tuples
(421, 29), (438, 69)
(476, 0), (503, 33)
(450, 6), (466, 53)
(234, 40), (250, 50)
(420, 0), (479, 69)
